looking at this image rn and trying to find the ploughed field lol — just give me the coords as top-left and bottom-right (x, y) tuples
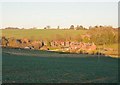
(2, 48), (118, 83)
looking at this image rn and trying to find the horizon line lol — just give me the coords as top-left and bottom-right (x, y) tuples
(1, 25), (118, 29)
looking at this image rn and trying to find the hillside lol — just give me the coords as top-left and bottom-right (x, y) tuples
(1, 29), (87, 41)
(1, 28), (118, 58)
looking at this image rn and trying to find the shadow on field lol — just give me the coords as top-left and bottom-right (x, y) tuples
(2, 48), (118, 83)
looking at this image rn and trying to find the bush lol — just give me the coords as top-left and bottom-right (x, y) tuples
(1, 37), (8, 47)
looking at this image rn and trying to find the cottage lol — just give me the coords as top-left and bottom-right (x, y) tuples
(60, 41), (65, 46)
(50, 41), (55, 47)
(31, 40), (42, 49)
(21, 38), (30, 44)
(81, 43), (96, 51)
(90, 43), (96, 50)
(16, 39), (22, 44)
(65, 41), (70, 47)
(53, 40), (60, 46)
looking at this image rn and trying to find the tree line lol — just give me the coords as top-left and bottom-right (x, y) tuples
(87, 26), (118, 45)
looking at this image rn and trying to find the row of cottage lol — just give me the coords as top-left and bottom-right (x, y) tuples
(1, 37), (96, 52)
(50, 40), (96, 51)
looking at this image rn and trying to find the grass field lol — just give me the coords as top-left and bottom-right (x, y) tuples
(2, 48), (118, 83)
(1, 29), (87, 40)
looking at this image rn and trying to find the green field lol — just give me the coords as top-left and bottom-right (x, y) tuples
(1, 29), (87, 40)
(2, 48), (118, 83)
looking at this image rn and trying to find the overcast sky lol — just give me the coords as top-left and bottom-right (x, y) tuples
(1, 1), (118, 28)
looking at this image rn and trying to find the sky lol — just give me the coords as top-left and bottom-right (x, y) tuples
(1, 1), (118, 29)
